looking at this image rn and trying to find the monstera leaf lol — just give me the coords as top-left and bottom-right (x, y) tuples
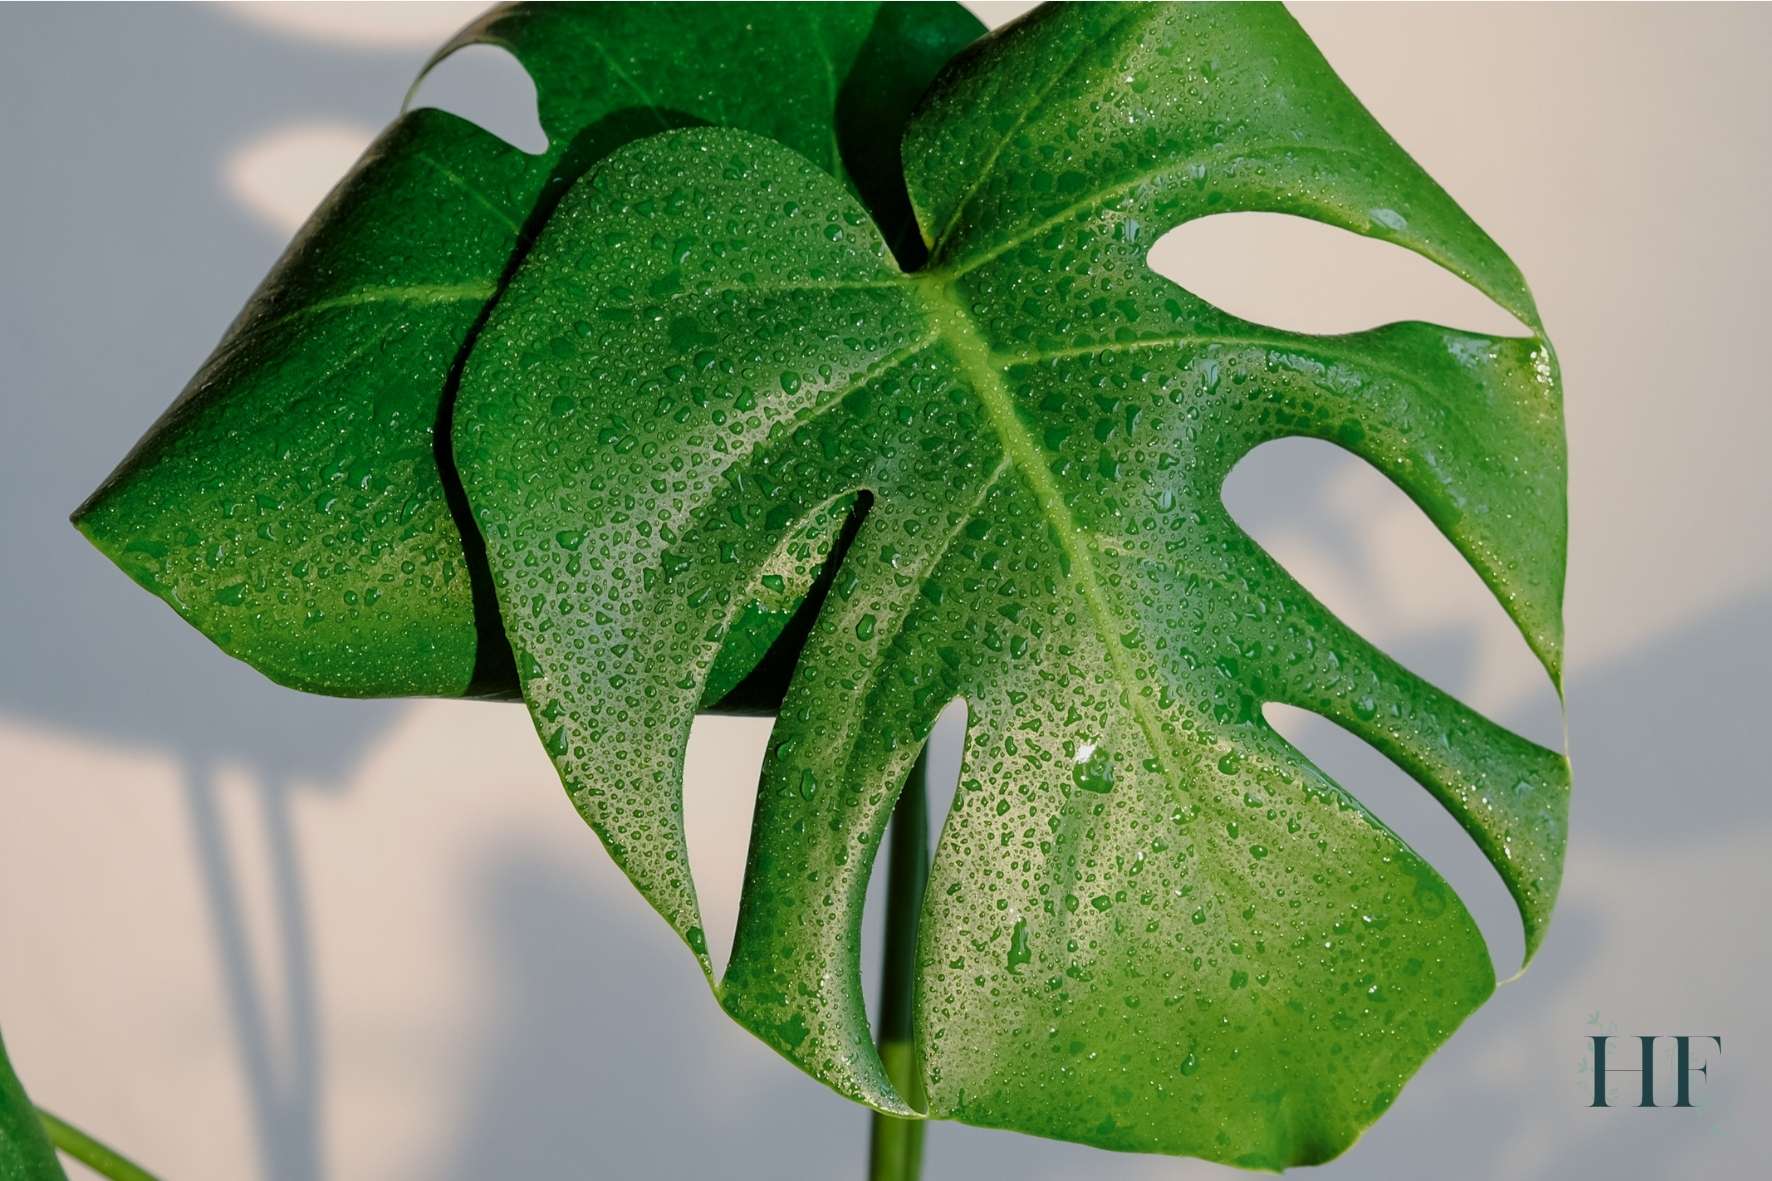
(453, 2), (1567, 1167)
(72, 1), (981, 704)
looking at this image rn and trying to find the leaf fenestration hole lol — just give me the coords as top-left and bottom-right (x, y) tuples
(1263, 702), (1525, 979)
(681, 495), (869, 978)
(1224, 437), (1563, 748)
(921, 697), (970, 857)
(681, 712), (773, 979)
(406, 43), (548, 155)
(860, 697), (968, 1049)
(1148, 212), (1530, 337)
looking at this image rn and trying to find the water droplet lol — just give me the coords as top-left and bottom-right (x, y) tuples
(1007, 918), (1031, 972)
(1071, 743), (1115, 794)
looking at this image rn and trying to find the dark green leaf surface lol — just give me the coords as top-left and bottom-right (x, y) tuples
(0, 1031), (66, 1181)
(455, 2), (1568, 1166)
(73, 1), (982, 701)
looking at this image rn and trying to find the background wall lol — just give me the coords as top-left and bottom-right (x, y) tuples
(2, 3), (1767, 1178)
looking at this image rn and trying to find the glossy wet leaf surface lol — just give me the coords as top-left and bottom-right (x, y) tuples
(72, 1), (982, 701)
(455, 3), (1567, 1167)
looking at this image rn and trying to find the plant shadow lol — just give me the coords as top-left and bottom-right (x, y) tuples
(1, 7), (419, 1180)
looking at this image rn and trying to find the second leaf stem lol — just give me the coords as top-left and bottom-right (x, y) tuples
(867, 747), (930, 1181)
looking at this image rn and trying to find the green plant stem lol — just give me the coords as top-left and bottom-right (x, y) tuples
(37, 1109), (161, 1181)
(868, 747), (931, 1181)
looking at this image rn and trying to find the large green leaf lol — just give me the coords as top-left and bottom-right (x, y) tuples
(455, 2), (1568, 1166)
(72, 1), (982, 703)
(0, 1031), (65, 1181)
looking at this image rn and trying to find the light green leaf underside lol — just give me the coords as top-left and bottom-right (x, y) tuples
(74, 1), (983, 702)
(455, 6), (1568, 1157)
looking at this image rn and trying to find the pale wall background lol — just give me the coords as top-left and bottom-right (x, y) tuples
(2, 3), (1768, 1179)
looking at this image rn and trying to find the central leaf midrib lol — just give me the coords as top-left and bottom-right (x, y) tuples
(910, 277), (1184, 792)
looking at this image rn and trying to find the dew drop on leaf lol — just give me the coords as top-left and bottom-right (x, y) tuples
(1007, 917), (1032, 973)
(1071, 743), (1115, 794)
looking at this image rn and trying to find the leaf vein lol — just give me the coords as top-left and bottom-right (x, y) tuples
(916, 280), (1190, 795)
(939, 140), (1369, 281)
(929, 4), (1157, 256)
(226, 282), (496, 353)
(413, 152), (524, 235)
(581, 34), (672, 128)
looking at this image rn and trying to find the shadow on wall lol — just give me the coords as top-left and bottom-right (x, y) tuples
(1, 8), (427, 1181)
(1558, 591), (1771, 847)
(1306, 589), (1771, 1181)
